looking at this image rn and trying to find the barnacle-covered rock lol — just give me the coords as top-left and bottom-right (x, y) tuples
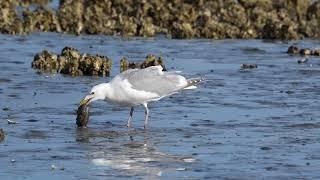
(32, 47), (112, 76)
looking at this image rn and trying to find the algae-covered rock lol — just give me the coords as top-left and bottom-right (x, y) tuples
(141, 54), (166, 70)
(32, 50), (59, 73)
(300, 48), (312, 56)
(287, 45), (300, 54)
(287, 45), (320, 56)
(59, 0), (84, 35)
(79, 54), (112, 76)
(23, 6), (61, 33)
(120, 54), (166, 72)
(32, 47), (112, 76)
(0, 1), (24, 35)
(2, 0), (320, 39)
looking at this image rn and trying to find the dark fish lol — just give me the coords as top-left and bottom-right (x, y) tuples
(76, 104), (90, 127)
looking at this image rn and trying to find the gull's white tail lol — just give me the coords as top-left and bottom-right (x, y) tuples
(184, 77), (204, 90)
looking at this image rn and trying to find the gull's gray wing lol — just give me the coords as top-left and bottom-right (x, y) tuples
(117, 66), (187, 96)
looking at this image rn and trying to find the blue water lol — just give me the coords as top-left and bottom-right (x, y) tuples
(0, 33), (320, 179)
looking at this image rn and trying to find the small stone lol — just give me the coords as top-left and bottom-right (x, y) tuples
(11, 159), (16, 163)
(240, 64), (258, 69)
(287, 46), (299, 54)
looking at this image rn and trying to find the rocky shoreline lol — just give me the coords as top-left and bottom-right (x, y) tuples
(1, 0), (320, 39)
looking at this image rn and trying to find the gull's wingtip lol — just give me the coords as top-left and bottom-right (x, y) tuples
(184, 85), (197, 90)
(187, 77), (205, 86)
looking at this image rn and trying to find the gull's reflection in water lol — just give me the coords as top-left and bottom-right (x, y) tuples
(75, 127), (196, 177)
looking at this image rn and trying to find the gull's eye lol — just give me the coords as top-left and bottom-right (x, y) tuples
(90, 92), (94, 95)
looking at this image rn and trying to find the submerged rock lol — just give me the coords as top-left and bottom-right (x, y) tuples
(32, 50), (59, 73)
(32, 47), (112, 76)
(287, 45), (300, 54)
(240, 64), (258, 69)
(120, 54), (166, 72)
(0, 129), (4, 142)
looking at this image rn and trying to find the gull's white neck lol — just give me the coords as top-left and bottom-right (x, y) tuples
(96, 83), (113, 101)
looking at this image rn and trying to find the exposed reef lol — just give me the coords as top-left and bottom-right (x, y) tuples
(1, 0), (320, 39)
(32, 47), (112, 76)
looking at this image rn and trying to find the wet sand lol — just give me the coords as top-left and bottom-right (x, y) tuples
(0, 33), (320, 179)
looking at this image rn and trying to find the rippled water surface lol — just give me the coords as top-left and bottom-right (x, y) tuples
(0, 33), (320, 179)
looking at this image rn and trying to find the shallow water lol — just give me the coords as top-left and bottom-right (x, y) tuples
(0, 33), (320, 179)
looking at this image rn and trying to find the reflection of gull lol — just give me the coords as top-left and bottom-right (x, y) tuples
(80, 65), (203, 128)
(90, 141), (196, 177)
(75, 128), (197, 177)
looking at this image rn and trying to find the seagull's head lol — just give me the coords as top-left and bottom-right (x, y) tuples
(79, 83), (109, 106)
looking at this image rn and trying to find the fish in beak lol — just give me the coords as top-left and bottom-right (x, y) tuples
(79, 95), (94, 106)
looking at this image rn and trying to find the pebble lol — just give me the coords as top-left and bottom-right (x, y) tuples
(240, 64), (258, 69)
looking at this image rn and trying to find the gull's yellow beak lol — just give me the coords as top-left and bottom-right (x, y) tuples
(79, 95), (93, 106)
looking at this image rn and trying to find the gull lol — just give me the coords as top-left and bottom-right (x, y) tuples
(80, 65), (203, 129)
